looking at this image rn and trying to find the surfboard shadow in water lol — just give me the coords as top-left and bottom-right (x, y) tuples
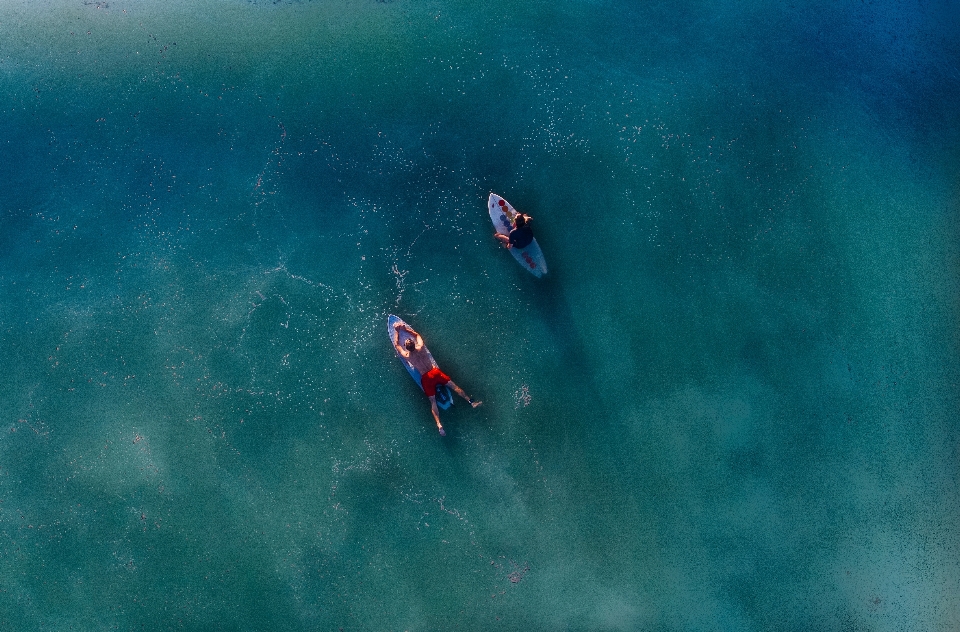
(520, 274), (660, 574)
(528, 276), (614, 431)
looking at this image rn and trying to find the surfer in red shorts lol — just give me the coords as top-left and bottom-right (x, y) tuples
(393, 321), (481, 436)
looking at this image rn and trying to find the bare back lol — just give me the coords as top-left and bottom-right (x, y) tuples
(404, 347), (436, 376)
(395, 328), (436, 376)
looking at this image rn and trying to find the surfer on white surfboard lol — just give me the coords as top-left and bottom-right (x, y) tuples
(494, 211), (534, 249)
(392, 320), (481, 436)
(488, 193), (547, 277)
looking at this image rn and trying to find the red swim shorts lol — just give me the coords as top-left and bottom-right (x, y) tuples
(420, 367), (450, 397)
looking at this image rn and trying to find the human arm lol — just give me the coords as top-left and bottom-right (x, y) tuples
(399, 323), (424, 350)
(392, 324), (407, 356)
(393, 322), (424, 353)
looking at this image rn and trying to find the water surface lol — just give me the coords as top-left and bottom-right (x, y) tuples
(1, 0), (958, 629)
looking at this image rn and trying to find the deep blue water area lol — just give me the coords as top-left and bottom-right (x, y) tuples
(2, 0), (959, 629)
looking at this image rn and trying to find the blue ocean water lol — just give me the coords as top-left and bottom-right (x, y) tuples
(2, 0), (959, 629)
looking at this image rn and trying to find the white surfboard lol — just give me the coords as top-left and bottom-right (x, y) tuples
(488, 193), (548, 277)
(387, 315), (453, 409)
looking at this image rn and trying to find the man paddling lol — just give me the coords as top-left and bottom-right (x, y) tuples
(494, 211), (534, 249)
(392, 320), (481, 436)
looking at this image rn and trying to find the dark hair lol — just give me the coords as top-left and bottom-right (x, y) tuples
(404, 338), (416, 350)
(515, 214), (527, 227)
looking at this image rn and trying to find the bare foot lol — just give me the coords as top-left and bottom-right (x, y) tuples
(471, 400), (482, 408)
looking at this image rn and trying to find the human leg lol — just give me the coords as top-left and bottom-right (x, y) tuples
(446, 380), (481, 408)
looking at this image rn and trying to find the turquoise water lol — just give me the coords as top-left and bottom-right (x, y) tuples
(2, 0), (959, 629)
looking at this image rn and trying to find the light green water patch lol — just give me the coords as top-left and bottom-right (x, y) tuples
(1, 0), (958, 628)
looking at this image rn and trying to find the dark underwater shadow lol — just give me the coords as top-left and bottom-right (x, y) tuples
(525, 272), (616, 438)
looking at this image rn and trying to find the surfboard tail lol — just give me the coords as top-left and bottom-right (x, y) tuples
(435, 384), (453, 409)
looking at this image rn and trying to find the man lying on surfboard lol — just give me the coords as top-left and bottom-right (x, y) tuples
(392, 320), (482, 435)
(494, 211), (534, 249)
